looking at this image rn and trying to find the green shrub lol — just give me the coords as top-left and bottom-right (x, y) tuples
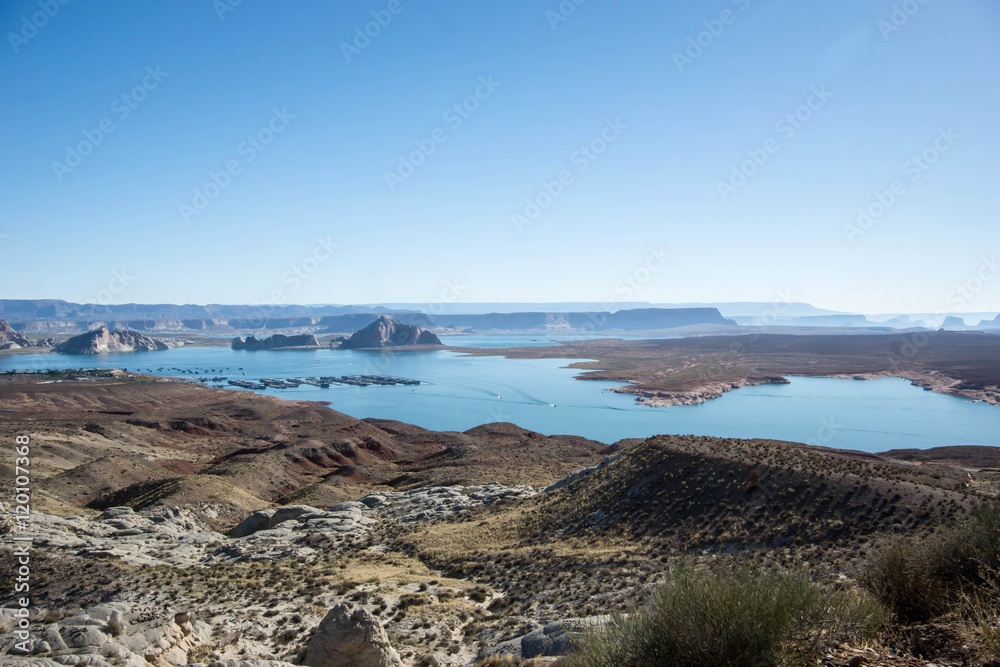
(860, 502), (1000, 622)
(564, 563), (883, 667)
(859, 536), (950, 621)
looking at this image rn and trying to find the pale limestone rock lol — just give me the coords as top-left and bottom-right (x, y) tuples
(303, 604), (401, 667)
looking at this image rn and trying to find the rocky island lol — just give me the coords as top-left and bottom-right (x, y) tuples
(0, 320), (56, 350)
(0, 320), (32, 350)
(231, 333), (320, 350)
(338, 315), (442, 349)
(54, 326), (169, 355)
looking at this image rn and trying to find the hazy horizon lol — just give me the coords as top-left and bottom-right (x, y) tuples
(2, 297), (998, 322)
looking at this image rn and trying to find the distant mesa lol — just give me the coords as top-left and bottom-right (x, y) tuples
(747, 314), (871, 328)
(231, 333), (320, 350)
(978, 313), (1000, 329)
(55, 326), (169, 355)
(339, 315), (443, 349)
(881, 315), (926, 329)
(428, 307), (734, 332)
(940, 316), (969, 330)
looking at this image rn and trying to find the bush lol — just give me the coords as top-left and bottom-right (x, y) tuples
(859, 537), (950, 621)
(563, 563), (883, 667)
(860, 502), (1000, 622)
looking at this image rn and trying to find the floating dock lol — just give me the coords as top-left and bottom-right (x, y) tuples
(223, 374), (421, 390)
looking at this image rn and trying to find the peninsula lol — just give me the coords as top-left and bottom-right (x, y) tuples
(460, 331), (1000, 407)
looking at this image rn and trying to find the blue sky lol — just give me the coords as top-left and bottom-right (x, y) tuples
(2, 0), (998, 314)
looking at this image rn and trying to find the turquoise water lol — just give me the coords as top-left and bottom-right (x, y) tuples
(2, 345), (999, 451)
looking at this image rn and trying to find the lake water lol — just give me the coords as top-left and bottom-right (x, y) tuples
(2, 340), (999, 451)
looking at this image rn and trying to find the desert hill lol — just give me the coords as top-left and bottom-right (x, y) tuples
(0, 375), (607, 528)
(395, 433), (989, 640)
(520, 434), (972, 549)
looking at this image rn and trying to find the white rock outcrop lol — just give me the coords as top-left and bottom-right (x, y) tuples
(0, 602), (211, 665)
(303, 604), (401, 667)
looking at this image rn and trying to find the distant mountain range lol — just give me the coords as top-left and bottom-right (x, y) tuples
(0, 300), (403, 321)
(2, 300), (736, 335)
(1, 299), (997, 335)
(428, 308), (733, 331)
(868, 313), (1000, 329)
(360, 301), (846, 318)
(318, 302), (1000, 329)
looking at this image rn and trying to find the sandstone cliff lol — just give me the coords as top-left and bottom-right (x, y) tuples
(54, 326), (169, 355)
(0, 319), (32, 349)
(339, 315), (443, 349)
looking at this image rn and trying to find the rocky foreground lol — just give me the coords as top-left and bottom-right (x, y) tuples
(2, 375), (1000, 665)
(0, 482), (541, 665)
